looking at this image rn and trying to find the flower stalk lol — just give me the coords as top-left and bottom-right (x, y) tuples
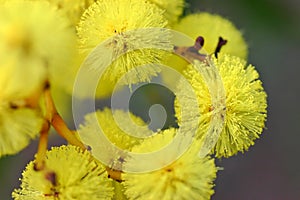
(34, 83), (86, 170)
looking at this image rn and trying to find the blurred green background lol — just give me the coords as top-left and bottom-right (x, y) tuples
(1, 0), (300, 199)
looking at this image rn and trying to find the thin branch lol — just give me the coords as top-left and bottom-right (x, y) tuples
(43, 86), (86, 150)
(34, 119), (50, 170)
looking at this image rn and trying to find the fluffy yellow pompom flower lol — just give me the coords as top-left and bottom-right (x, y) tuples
(0, 107), (42, 157)
(176, 53), (267, 158)
(78, 108), (153, 169)
(123, 128), (218, 200)
(0, 0), (76, 95)
(12, 145), (114, 200)
(148, 0), (185, 26)
(79, 108), (151, 150)
(174, 12), (248, 59)
(77, 0), (172, 86)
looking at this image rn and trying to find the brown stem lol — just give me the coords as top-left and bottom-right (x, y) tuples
(214, 36), (227, 58)
(34, 84), (86, 171)
(33, 83), (126, 182)
(34, 120), (50, 170)
(106, 167), (122, 182)
(51, 113), (85, 149)
(34, 82), (53, 170)
(43, 87), (86, 150)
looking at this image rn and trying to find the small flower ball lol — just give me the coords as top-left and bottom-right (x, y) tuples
(123, 128), (218, 200)
(79, 108), (152, 150)
(78, 108), (153, 169)
(0, 107), (43, 157)
(12, 145), (114, 200)
(176, 53), (267, 158)
(77, 0), (172, 86)
(0, 0), (76, 99)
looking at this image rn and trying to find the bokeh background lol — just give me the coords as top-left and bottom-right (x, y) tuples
(1, 0), (300, 199)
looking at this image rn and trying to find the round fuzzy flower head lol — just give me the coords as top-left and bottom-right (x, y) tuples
(78, 108), (153, 169)
(123, 128), (218, 200)
(12, 145), (114, 200)
(0, 106), (43, 157)
(177, 53), (267, 158)
(0, 0), (76, 97)
(79, 108), (151, 150)
(147, 0), (185, 26)
(77, 0), (172, 86)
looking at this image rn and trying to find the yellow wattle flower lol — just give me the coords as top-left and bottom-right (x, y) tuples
(0, 0), (76, 98)
(176, 53), (267, 158)
(12, 145), (114, 200)
(123, 128), (218, 200)
(78, 108), (153, 169)
(77, 0), (172, 89)
(0, 107), (43, 157)
(79, 108), (151, 150)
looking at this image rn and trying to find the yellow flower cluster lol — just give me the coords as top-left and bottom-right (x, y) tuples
(0, 0), (268, 199)
(0, 0), (75, 156)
